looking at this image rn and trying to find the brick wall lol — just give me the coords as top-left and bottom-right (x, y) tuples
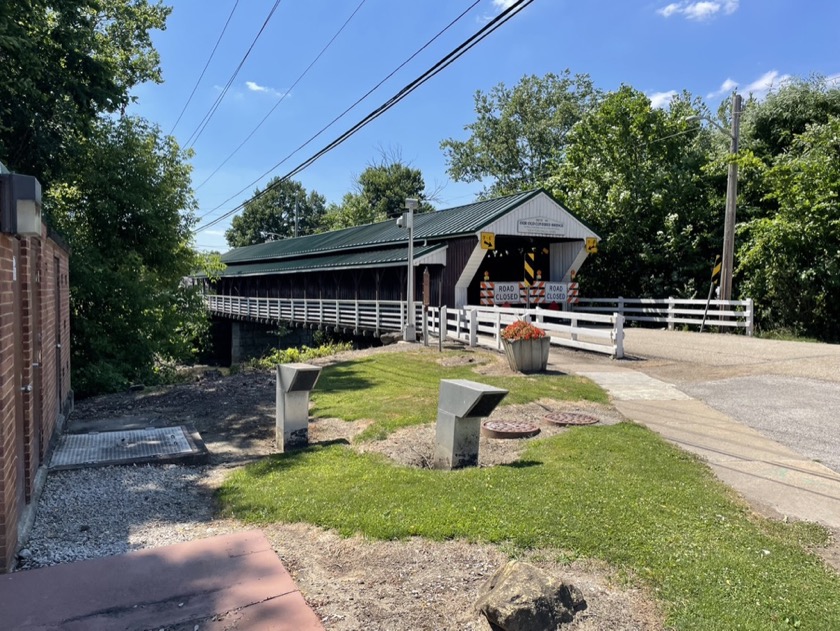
(0, 225), (71, 572)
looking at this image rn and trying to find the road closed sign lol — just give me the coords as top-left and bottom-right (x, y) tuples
(544, 282), (568, 303)
(493, 282), (520, 304)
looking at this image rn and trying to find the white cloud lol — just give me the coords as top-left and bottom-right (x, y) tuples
(202, 229), (226, 237)
(245, 81), (286, 97)
(705, 70), (794, 103)
(657, 0), (739, 20)
(744, 70), (791, 97)
(649, 90), (678, 109)
(707, 77), (738, 99)
(826, 72), (840, 87)
(492, 0), (518, 9)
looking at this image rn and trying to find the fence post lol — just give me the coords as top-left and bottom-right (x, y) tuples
(570, 312), (578, 342)
(746, 298), (754, 337)
(440, 306), (448, 341)
(496, 310), (502, 350)
(469, 309), (478, 347)
(612, 313), (625, 359)
(422, 307), (429, 346)
(667, 296), (675, 331)
(617, 296), (624, 317)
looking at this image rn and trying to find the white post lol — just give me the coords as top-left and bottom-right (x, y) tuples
(667, 296), (675, 331)
(422, 307), (429, 346)
(440, 306), (448, 341)
(469, 309), (478, 347)
(612, 313), (625, 359)
(496, 310), (502, 350)
(746, 298), (754, 337)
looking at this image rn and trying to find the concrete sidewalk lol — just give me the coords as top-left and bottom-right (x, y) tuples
(0, 530), (324, 630)
(553, 357), (840, 529)
(549, 353), (840, 529)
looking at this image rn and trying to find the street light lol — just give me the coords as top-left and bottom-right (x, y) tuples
(397, 198), (419, 341)
(686, 93), (742, 301)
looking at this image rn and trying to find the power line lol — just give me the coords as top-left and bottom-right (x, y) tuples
(195, 0), (483, 223)
(169, 0), (240, 135)
(195, 0), (531, 234)
(182, 0), (285, 150)
(194, 0), (368, 191)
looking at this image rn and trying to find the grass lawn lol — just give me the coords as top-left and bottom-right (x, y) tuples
(310, 349), (607, 440)
(219, 351), (840, 630)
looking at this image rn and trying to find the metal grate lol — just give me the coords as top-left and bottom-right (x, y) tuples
(51, 427), (196, 469)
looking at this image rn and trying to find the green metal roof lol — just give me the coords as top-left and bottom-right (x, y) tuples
(220, 189), (542, 265)
(204, 244), (445, 278)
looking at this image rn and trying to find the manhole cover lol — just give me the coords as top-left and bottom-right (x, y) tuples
(545, 412), (599, 426)
(481, 420), (541, 439)
(50, 426), (207, 470)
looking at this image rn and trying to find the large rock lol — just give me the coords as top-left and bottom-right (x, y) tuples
(379, 332), (403, 345)
(474, 561), (586, 631)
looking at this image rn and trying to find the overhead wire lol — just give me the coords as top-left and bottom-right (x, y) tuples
(169, 0), (240, 135)
(182, 0), (285, 150)
(193, 0), (369, 191)
(194, 0), (514, 232)
(195, 0), (530, 234)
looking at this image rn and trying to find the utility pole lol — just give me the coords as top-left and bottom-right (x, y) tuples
(720, 93), (741, 302)
(398, 198), (419, 341)
(294, 199), (299, 239)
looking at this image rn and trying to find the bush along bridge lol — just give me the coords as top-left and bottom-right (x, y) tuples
(201, 189), (753, 363)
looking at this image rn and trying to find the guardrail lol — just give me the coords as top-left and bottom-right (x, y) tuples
(205, 295), (625, 358)
(572, 297), (754, 336)
(423, 305), (624, 358)
(205, 295), (410, 333)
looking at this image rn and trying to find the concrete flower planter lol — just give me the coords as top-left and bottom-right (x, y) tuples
(502, 337), (550, 373)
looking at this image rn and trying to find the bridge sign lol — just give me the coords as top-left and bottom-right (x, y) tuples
(493, 282), (520, 304)
(544, 282), (568, 303)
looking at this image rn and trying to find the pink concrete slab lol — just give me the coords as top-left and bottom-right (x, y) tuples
(0, 530), (324, 631)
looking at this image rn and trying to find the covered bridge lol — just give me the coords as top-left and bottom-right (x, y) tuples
(207, 189), (600, 317)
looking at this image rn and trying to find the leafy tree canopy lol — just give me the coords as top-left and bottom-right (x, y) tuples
(441, 70), (599, 198)
(551, 86), (718, 297)
(322, 151), (435, 230)
(47, 116), (202, 395)
(225, 178), (326, 248)
(0, 0), (169, 185)
(738, 115), (840, 340)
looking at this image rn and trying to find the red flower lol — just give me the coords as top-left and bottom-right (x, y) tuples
(501, 320), (546, 341)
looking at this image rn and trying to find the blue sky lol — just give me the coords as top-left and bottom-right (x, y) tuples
(128, 0), (839, 252)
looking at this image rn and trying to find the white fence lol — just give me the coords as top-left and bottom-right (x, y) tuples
(205, 295), (408, 333)
(205, 295), (625, 358)
(573, 297), (754, 336)
(423, 305), (624, 358)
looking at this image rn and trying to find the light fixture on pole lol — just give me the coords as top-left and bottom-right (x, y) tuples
(397, 198), (419, 341)
(685, 92), (742, 301)
(0, 171), (43, 238)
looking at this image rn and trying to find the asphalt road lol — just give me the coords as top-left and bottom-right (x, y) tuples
(620, 329), (840, 474)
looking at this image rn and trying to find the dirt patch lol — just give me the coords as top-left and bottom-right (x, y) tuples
(64, 345), (664, 629)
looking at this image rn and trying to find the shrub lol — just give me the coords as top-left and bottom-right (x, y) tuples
(501, 320), (546, 341)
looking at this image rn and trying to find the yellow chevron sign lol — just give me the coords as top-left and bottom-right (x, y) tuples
(480, 232), (495, 250)
(585, 237), (598, 253)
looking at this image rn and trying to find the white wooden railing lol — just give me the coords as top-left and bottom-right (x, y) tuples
(423, 305), (624, 358)
(572, 297), (754, 336)
(205, 295), (625, 358)
(205, 295), (409, 332)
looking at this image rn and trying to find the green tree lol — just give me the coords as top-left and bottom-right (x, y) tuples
(47, 116), (202, 395)
(441, 71), (599, 198)
(225, 178), (326, 247)
(738, 116), (840, 340)
(0, 0), (169, 185)
(551, 87), (718, 297)
(321, 153), (434, 230)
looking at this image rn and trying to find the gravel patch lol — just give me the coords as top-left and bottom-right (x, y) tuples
(17, 464), (225, 569)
